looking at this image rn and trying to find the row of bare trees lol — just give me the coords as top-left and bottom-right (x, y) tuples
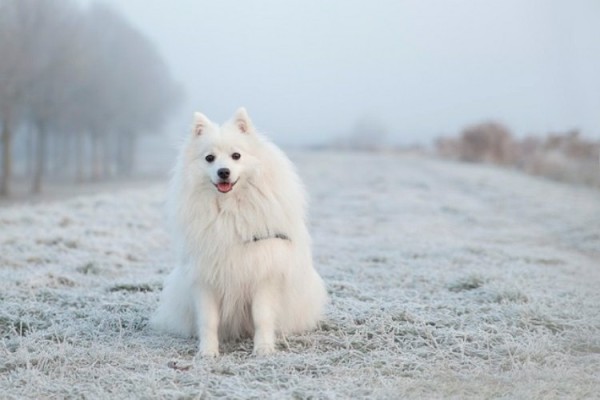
(436, 122), (600, 187)
(0, 0), (181, 195)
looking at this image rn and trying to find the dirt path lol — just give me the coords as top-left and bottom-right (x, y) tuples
(1, 152), (598, 399)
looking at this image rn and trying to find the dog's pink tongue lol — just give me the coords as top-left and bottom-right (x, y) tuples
(217, 182), (232, 193)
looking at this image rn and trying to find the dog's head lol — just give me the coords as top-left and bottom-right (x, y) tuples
(186, 108), (261, 194)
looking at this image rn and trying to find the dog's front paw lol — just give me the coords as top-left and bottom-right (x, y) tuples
(199, 349), (219, 357)
(199, 343), (219, 357)
(253, 342), (275, 356)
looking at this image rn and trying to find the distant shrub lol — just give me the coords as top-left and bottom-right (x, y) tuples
(457, 121), (515, 165)
(519, 130), (600, 187)
(437, 124), (600, 188)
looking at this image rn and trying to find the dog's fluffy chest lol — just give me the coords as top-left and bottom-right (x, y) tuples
(210, 192), (290, 244)
(180, 195), (292, 285)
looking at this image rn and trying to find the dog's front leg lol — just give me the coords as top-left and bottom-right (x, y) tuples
(194, 286), (220, 357)
(252, 281), (278, 355)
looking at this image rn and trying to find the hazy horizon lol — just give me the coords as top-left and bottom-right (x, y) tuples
(82, 0), (600, 146)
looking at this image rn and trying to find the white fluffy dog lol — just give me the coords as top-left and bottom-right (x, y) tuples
(151, 108), (327, 356)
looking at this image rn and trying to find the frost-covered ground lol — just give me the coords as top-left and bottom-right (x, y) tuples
(1, 151), (599, 399)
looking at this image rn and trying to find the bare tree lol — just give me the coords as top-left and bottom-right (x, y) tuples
(0, 0), (26, 195)
(23, 1), (80, 193)
(73, 3), (182, 179)
(0, 0), (181, 195)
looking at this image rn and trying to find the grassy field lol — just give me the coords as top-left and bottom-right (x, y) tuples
(1, 151), (599, 399)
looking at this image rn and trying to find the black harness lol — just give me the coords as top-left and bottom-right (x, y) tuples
(249, 233), (291, 243)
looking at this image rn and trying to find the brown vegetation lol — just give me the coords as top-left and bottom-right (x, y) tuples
(436, 122), (600, 188)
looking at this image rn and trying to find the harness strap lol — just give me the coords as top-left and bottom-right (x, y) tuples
(250, 233), (291, 243)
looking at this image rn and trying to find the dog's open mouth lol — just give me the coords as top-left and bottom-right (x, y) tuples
(214, 180), (237, 193)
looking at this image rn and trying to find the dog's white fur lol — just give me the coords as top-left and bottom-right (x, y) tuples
(151, 108), (327, 356)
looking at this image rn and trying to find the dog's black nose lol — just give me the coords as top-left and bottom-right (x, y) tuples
(217, 168), (230, 180)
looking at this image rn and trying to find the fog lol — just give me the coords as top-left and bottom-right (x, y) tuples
(89, 0), (600, 145)
(2, 0), (599, 197)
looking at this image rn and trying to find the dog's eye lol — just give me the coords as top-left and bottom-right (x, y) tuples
(205, 154), (215, 163)
(231, 152), (241, 160)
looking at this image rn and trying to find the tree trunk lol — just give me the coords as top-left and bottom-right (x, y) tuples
(102, 132), (112, 179)
(116, 132), (125, 176)
(125, 132), (137, 176)
(75, 132), (84, 183)
(26, 123), (35, 178)
(91, 131), (101, 181)
(32, 123), (47, 194)
(1, 117), (12, 196)
(117, 131), (136, 176)
(62, 132), (71, 179)
(52, 131), (62, 177)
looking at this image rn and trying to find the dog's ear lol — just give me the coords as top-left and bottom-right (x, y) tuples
(233, 107), (253, 134)
(193, 112), (210, 135)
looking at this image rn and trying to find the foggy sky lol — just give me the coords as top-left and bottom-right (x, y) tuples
(84, 0), (600, 145)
